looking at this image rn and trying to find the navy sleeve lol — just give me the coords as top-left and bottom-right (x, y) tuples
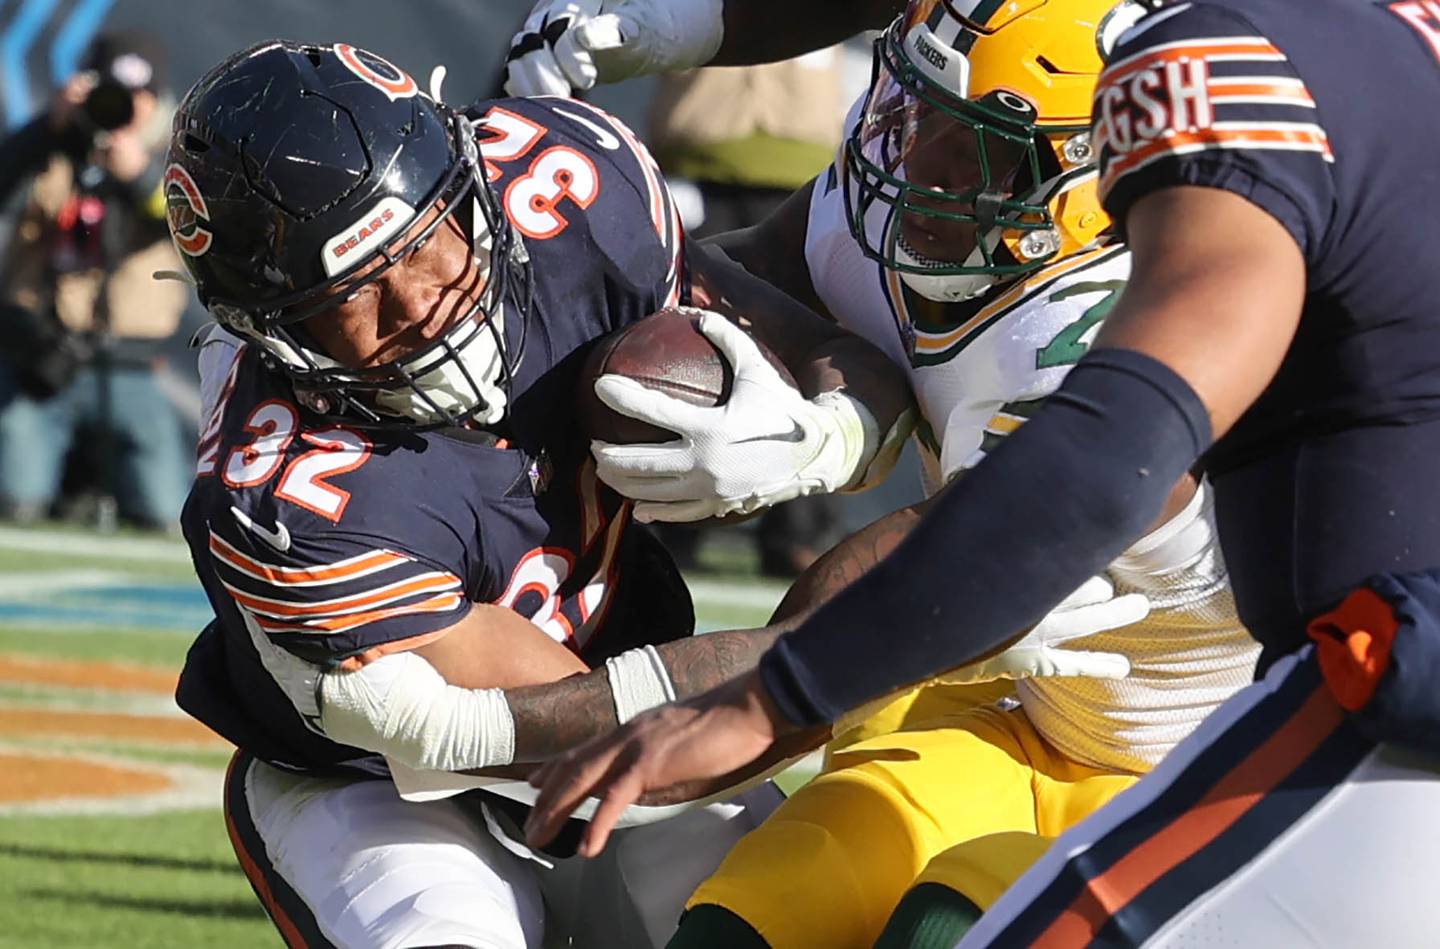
(474, 98), (686, 314)
(1093, 2), (1338, 261)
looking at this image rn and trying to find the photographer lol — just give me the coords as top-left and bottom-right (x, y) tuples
(0, 31), (188, 530)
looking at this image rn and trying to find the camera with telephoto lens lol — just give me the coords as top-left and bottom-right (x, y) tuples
(79, 74), (136, 133)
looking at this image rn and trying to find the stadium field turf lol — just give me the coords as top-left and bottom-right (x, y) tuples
(0, 525), (793, 947)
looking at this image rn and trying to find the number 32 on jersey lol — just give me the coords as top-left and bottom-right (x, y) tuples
(196, 353), (370, 523)
(477, 106), (600, 240)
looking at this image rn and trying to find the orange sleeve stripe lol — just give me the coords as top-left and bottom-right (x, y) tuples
(255, 591), (465, 634)
(223, 754), (310, 949)
(1207, 81), (1315, 103)
(210, 530), (407, 584)
(1101, 125), (1332, 191)
(1034, 685), (1345, 949)
(224, 572), (461, 618)
(1103, 40), (1284, 85)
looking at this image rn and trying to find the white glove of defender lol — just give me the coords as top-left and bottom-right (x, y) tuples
(504, 0), (724, 98)
(833, 578), (1145, 736)
(592, 311), (879, 523)
(939, 576), (1147, 684)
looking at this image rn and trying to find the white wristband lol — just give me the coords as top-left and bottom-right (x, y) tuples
(811, 389), (882, 492)
(845, 405), (915, 494)
(605, 645), (677, 723)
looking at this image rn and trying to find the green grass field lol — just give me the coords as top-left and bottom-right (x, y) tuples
(0, 524), (790, 947)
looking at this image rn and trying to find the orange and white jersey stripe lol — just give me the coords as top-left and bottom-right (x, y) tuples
(961, 642), (1437, 948)
(1092, 5), (1335, 202)
(207, 526), (466, 641)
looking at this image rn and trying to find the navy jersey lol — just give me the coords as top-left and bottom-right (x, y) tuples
(1094, 0), (1440, 661)
(177, 97), (692, 773)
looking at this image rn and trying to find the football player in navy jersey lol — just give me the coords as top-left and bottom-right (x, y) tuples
(528, 1), (1440, 943)
(166, 40), (910, 949)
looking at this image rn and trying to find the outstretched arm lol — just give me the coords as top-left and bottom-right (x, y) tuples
(713, 0), (900, 65)
(505, 0), (900, 98)
(757, 185), (1304, 726)
(497, 466), (1175, 768)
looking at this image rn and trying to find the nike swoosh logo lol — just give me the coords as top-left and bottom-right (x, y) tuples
(232, 505), (292, 552)
(551, 107), (620, 150)
(734, 421), (807, 445)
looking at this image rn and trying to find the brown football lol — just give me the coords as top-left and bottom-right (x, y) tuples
(577, 307), (797, 444)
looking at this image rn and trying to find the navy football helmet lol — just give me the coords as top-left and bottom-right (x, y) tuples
(165, 40), (531, 428)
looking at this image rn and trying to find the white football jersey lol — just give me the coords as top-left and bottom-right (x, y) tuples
(802, 133), (1258, 773)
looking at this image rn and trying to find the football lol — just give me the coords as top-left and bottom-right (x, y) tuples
(577, 307), (797, 443)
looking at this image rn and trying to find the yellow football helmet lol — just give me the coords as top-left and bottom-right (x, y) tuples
(844, 0), (1148, 302)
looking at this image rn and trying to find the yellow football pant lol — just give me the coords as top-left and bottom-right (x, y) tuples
(687, 698), (1139, 949)
(824, 679), (1016, 755)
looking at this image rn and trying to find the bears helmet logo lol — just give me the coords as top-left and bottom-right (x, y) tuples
(333, 43), (418, 101)
(164, 163), (212, 257)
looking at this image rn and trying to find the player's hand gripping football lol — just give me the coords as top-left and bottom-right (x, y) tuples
(504, 0), (723, 97)
(940, 575), (1147, 684)
(591, 311), (875, 522)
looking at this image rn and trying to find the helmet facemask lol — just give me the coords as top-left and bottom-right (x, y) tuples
(207, 110), (533, 430)
(843, 22), (1083, 303)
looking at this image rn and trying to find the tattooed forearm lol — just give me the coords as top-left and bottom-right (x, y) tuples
(505, 670), (620, 762)
(504, 627), (782, 762)
(504, 497), (937, 761)
(661, 625), (785, 697)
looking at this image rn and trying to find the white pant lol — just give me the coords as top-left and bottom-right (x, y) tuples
(962, 646), (1440, 948)
(226, 756), (781, 949)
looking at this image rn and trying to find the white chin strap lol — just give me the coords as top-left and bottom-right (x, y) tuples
(895, 233), (1001, 303)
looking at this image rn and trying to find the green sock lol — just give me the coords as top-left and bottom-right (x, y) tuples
(873, 883), (985, 949)
(666, 903), (772, 949)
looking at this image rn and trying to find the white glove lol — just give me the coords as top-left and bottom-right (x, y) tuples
(939, 576), (1148, 684)
(504, 0), (724, 98)
(592, 311), (879, 523)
